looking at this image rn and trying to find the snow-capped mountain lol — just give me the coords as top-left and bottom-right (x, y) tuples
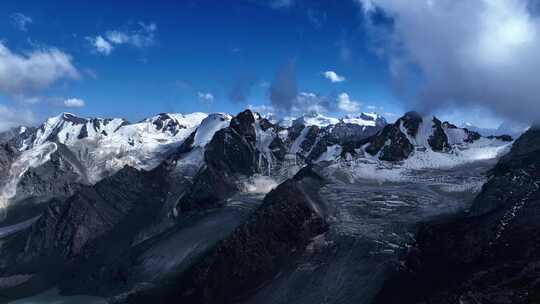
(363, 111), (510, 162)
(341, 112), (387, 127)
(292, 113), (340, 128)
(0, 112), (233, 220)
(0, 109), (513, 215)
(0, 108), (524, 304)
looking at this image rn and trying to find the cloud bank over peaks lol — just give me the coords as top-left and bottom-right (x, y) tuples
(358, 0), (540, 124)
(337, 93), (361, 112)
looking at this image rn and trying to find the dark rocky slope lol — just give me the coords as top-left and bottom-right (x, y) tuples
(365, 112), (482, 161)
(124, 166), (329, 304)
(0, 143), (87, 226)
(0, 143), (17, 187)
(375, 127), (540, 304)
(0, 165), (169, 299)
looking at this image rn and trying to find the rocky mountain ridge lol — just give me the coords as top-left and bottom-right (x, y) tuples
(0, 108), (519, 303)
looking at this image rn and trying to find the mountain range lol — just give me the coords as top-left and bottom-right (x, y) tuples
(0, 108), (535, 304)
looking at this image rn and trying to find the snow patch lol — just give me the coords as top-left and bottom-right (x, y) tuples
(0, 142), (57, 216)
(317, 144), (342, 162)
(193, 113), (231, 147)
(242, 175), (278, 194)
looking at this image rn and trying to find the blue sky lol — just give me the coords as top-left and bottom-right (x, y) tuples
(1, 0), (533, 130)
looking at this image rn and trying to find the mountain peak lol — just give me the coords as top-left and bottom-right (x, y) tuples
(342, 112), (387, 127)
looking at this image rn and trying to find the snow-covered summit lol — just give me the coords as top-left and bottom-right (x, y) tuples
(31, 112), (129, 147)
(341, 112), (387, 127)
(292, 113), (340, 128)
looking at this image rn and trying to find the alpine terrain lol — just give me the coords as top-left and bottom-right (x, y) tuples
(0, 108), (529, 304)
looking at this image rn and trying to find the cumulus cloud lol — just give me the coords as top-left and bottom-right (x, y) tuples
(323, 70), (346, 83)
(10, 13), (32, 31)
(337, 93), (361, 112)
(198, 92), (214, 104)
(0, 105), (36, 132)
(87, 22), (157, 55)
(0, 42), (80, 96)
(358, 0), (540, 123)
(63, 98), (85, 108)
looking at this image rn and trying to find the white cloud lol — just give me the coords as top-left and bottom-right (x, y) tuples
(10, 13), (32, 31)
(0, 42), (80, 96)
(105, 31), (130, 44)
(323, 71), (346, 83)
(337, 93), (361, 112)
(198, 92), (214, 104)
(87, 36), (113, 55)
(63, 98), (85, 108)
(357, 0), (540, 123)
(88, 22), (157, 55)
(0, 105), (36, 132)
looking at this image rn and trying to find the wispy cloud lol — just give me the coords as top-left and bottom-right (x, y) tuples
(323, 71), (346, 83)
(10, 13), (32, 31)
(198, 92), (214, 104)
(87, 22), (157, 55)
(269, 0), (294, 9)
(87, 36), (113, 55)
(63, 98), (85, 108)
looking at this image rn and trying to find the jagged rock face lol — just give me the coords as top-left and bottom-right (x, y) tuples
(3, 166), (168, 290)
(149, 113), (187, 135)
(365, 112), (425, 161)
(375, 128), (540, 304)
(177, 110), (262, 212)
(205, 111), (258, 175)
(428, 117), (450, 152)
(365, 123), (414, 161)
(126, 166), (329, 304)
(11, 145), (85, 205)
(306, 122), (384, 161)
(401, 111), (423, 137)
(0, 143), (17, 183)
(364, 112), (495, 162)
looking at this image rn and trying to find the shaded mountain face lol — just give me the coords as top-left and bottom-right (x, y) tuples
(375, 127), (540, 304)
(0, 165), (170, 299)
(124, 166), (329, 304)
